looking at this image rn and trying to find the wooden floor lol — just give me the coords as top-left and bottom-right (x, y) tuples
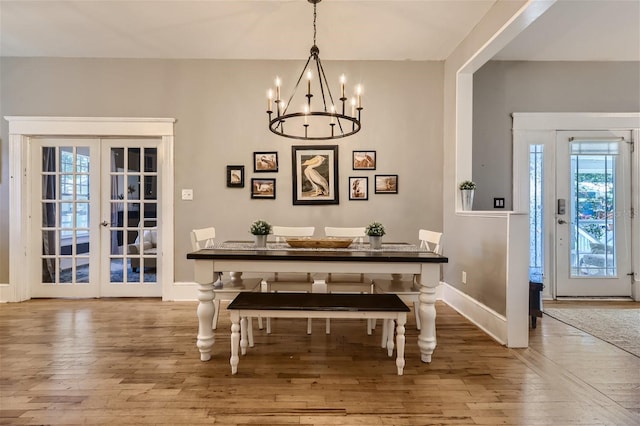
(1, 299), (638, 425)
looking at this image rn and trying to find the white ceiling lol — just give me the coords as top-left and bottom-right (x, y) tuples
(1, 0), (638, 61)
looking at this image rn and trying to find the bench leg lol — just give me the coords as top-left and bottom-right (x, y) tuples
(247, 317), (254, 347)
(396, 314), (406, 375)
(230, 313), (240, 374)
(240, 317), (248, 355)
(386, 319), (395, 357)
(381, 319), (388, 349)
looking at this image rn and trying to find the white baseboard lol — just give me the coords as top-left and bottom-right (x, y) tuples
(437, 282), (507, 345)
(164, 282), (198, 301)
(0, 283), (13, 303)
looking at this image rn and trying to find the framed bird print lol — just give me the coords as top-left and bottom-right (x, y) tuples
(291, 145), (339, 205)
(374, 174), (398, 194)
(253, 151), (278, 172)
(352, 150), (376, 170)
(226, 165), (244, 188)
(251, 178), (276, 199)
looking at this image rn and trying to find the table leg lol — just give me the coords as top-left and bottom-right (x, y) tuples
(417, 264), (439, 363)
(196, 282), (215, 361)
(395, 313), (406, 375)
(195, 260), (217, 361)
(230, 312), (240, 375)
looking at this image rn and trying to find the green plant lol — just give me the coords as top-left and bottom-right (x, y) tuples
(249, 220), (272, 235)
(365, 222), (386, 237)
(459, 180), (477, 190)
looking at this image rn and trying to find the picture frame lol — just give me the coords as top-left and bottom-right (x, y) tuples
(352, 150), (376, 170)
(253, 151), (278, 172)
(226, 165), (244, 188)
(349, 177), (368, 200)
(250, 178), (276, 199)
(291, 145), (339, 205)
(374, 174), (398, 194)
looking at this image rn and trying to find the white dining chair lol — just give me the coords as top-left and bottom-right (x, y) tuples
(263, 225), (316, 333)
(190, 227), (262, 335)
(373, 229), (443, 334)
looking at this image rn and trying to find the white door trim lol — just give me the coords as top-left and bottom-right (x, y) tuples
(4, 116), (176, 302)
(512, 112), (640, 301)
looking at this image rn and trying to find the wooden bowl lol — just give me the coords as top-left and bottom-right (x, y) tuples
(285, 237), (353, 249)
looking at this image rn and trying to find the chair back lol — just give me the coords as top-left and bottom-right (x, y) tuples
(324, 226), (366, 244)
(271, 226), (315, 243)
(418, 229), (443, 254)
(191, 227), (217, 251)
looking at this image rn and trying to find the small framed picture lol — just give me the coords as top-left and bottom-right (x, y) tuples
(226, 165), (244, 188)
(374, 174), (398, 194)
(349, 177), (368, 200)
(352, 150), (376, 170)
(251, 178), (276, 199)
(253, 152), (278, 172)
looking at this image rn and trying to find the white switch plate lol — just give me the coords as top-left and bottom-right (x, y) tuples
(181, 189), (193, 201)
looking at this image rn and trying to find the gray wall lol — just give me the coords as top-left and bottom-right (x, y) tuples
(472, 61), (640, 210)
(0, 58), (444, 283)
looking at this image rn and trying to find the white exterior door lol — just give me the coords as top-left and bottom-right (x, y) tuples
(30, 137), (162, 298)
(555, 130), (633, 297)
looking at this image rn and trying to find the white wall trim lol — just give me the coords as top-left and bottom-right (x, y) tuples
(438, 281), (507, 345)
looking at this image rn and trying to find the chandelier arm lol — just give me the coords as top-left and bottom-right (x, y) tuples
(284, 54), (314, 116)
(316, 57), (345, 135)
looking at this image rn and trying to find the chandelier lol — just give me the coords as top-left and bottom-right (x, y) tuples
(266, 0), (363, 141)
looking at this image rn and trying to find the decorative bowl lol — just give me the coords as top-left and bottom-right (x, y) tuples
(285, 237), (353, 249)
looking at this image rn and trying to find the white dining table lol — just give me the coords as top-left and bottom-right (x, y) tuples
(187, 241), (448, 364)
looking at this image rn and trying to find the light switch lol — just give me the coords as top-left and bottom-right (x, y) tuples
(494, 197), (505, 208)
(182, 189), (194, 201)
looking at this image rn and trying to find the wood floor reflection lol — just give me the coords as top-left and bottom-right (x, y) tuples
(0, 298), (638, 425)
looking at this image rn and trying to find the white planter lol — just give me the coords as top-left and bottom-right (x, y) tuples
(254, 234), (267, 248)
(461, 189), (474, 211)
(369, 235), (382, 249)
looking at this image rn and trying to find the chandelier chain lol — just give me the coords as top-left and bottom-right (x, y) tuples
(313, 1), (317, 47)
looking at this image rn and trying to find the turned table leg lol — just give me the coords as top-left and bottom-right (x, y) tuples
(195, 260), (217, 361)
(417, 264), (439, 363)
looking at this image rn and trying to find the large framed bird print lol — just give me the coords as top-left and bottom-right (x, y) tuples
(291, 145), (339, 205)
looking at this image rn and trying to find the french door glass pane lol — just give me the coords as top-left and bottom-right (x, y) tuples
(570, 142), (618, 277)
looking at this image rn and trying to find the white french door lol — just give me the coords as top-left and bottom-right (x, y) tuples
(30, 137), (162, 298)
(555, 130), (632, 297)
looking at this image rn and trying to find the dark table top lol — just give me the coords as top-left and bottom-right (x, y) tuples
(187, 243), (448, 264)
(227, 292), (410, 312)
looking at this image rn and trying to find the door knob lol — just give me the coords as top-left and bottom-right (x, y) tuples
(101, 221), (110, 227)
(557, 219), (567, 224)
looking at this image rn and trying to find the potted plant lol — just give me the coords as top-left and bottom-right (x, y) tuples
(366, 221), (386, 249)
(249, 219), (272, 248)
(459, 180), (476, 211)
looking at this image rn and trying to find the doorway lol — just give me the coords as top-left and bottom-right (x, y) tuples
(516, 114), (638, 300)
(6, 116), (175, 302)
(31, 137), (162, 298)
(555, 131), (632, 297)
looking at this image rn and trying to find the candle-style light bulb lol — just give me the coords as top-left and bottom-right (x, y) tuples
(351, 97), (356, 117)
(340, 74), (346, 98)
(275, 77), (281, 100)
(267, 89), (273, 111)
(306, 69), (312, 95)
(330, 105), (336, 124)
(304, 105), (309, 124)
(356, 85), (362, 108)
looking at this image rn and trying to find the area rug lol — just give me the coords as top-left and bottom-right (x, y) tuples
(544, 307), (640, 357)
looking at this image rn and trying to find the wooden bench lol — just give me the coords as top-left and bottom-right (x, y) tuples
(227, 292), (410, 375)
